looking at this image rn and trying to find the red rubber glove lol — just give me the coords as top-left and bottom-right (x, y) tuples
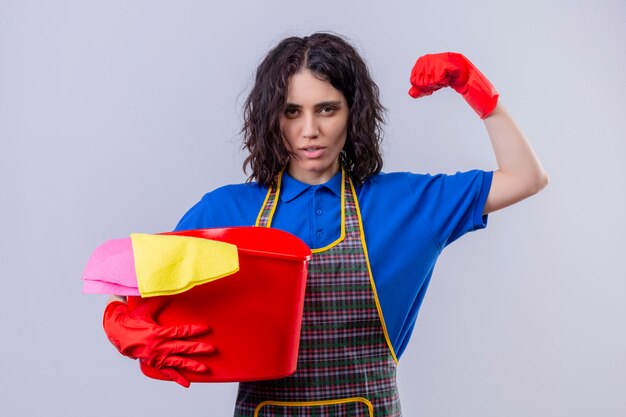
(408, 52), (499, 119)
(103, 299), (215, 388)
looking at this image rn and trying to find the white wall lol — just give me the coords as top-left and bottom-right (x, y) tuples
(1, 1), (624, 416)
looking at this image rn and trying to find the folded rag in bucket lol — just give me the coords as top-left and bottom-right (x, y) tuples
(130, 233), (239, 297)
(82, 234), (239, 297)
(82, 237), (139, 295)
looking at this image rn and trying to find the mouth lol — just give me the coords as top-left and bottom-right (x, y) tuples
(299, 146), (326, 158)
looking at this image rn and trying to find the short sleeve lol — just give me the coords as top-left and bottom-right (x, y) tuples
(174, 194), (216, 231)
(408, 170), (493, 248)
(173, 183), (267, 232)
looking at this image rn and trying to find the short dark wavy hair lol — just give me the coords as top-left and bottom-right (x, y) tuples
(242, 33), (385, 186)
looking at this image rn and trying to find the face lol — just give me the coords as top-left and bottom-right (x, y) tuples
(280, 69), (349, 185)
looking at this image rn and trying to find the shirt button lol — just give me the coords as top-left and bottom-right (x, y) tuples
(316, 230), (324, 239)
(316, 209), (322, 215)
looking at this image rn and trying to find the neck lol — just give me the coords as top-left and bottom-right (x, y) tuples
(286, 162), (340, 185)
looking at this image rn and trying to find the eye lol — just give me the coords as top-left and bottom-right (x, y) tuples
(319, 106), (337, 115)
(284, 107), (300, 118)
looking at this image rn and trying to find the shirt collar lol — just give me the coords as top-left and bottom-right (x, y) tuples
(279, 170), (343, 203)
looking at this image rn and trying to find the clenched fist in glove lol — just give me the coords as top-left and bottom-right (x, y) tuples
(408, 52), (499, 119)
(103, 298), (215, 387)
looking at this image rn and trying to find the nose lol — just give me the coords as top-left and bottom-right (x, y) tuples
(302, 113), (319, 138)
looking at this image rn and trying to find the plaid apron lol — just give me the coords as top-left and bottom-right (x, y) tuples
(234, 169), (402, 417)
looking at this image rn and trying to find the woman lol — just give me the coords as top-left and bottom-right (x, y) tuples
(102, 33), (548, 416)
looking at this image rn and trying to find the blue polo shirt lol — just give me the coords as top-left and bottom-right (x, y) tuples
(175, 169), (492, 359)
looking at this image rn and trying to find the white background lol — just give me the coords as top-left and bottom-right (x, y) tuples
(1, 1), (625, 416)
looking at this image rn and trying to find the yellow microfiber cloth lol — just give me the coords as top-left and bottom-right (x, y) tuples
(130, 233), (239, 298)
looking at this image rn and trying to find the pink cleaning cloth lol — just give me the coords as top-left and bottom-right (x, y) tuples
(82, 237), (140, 295)
(82, 279), (139, 295)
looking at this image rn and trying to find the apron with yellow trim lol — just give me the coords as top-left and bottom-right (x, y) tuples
(234, 169), (402, 417)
